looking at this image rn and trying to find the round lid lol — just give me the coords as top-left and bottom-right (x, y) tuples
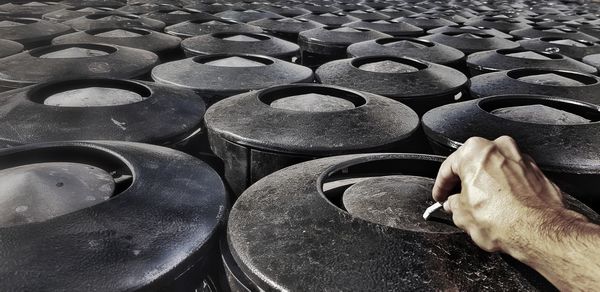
(583, 53), (600, 69)
(343, 19), (424, 36)
(152, 54), (313, 99)
(295, 3), (341, 14)
(60, 0), (126, 8)
(116, 3), (178, 15)
(0, 2), (70, 18)
(248, 17), (325, 36)
(464, 17), (532, 33)
(467, 48), (598, 74)
(347, 37), (465, 66)
(0, 78), (204, 145)
(165, 18), (263, 38)
(510, 26), (599, 42)
(297, 11), (360, 27)
(316, 56), (468, 99)
(260, 5), (311, 17)
(0, 141), (227, 291)
(518, 37), (600, 60)
(0, 43), (157, 89)
(0, 16), (72, 48)
(184, 2), (234, 14)
(376, 7), (418, 19)
(228, 153), (599, 290)
(181, 32), (299, 59)
(422, 94), (600, 173)
(143, 9), (218, 25)
(204, 83), (419, 155)
(469, 68), (600, 105)
(214, 9), (282, 23)
(299, 26), (392, 54)
(428, 24), (512, 39)
(342, 9), (390, 21)
(52, 27), (181, 55)
(423, 31), (520, 54)
(42, 7), (113, 22)
(394, 15), (458, 30)
(63, 12), (166, 31)
(0, 38), (23, 58)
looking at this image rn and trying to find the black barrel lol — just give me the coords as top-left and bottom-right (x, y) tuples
(204, 83), (421, 196)
(63, 12), (166, 31)
(0, 141), (227, 291)
(224, 153), (598, 290)
(181, 32), (299, 60)
(165, 18), (263, 38)
(518, 37), (600, 60)
(0, 16), (72, 49)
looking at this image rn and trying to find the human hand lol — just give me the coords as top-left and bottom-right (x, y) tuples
(431, 136), (569, 253)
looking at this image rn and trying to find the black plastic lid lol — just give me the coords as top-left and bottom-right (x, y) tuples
(204, 83), (419, 155)
(347, 37), (465, 66)
(248, 17), (325, 38)
(422, 94), (600, 174)
(0, 16), (72, 48)
(0, 38), (23, 58)
(60, 0), (126, 8)
(296, 11), (360, 27)
(0, 2), (70, 18)
(510, 26), (599, 42)
(165, 18), (263, 38)
(52, 27), (181, 55)
(260, 4), (311, 17)
(0, 78), (204, 145)
(143, 8), (219, 25)
(227, 153), (598, 290)
(394, 14), (458, 30)
(316, 56), (468, 114)
(376, 7), (419, 19)
(0, 43), (158, 89)
(42, 7), (114, 22)
(467, 48), (597, 75)
(342, 9), (390, 21)
(583, 53), (600, 69)
(464, 16), (532, 33)
(299, 26), (392, 55)
(428, 24), (512, 39)
(181, 32), (299, 59)
(116, 3), (178, 15)
(0, 141), (226, 291)
(152, 54), (313, 100)
(184, 2), (234, 14)
(469, 68), (600, 105)
(343, 19), (423, 36)
(214, 9), (282, 23)
(423, 31), (520, 54)
(518, 37), (600, 60)
(63, 12), (166, 31)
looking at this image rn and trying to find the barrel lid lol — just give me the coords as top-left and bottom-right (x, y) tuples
(204, 83), (419, 155)
(0, 43), (158, 89)
(63, 12), (166, 31)
(422, 94), (600, 173)
(469, 68), (600, 105)
(0, 141), (227, 291)
(181, 32), (299, 59)
(467, 48), (598, 74)
(343, 19), (423, 36)
(52, 27), (181, 55)
(165, 18), (263, 38)
(0, 16), (72, 48)
(347, 37), (465, 66)
(423, 31), (520, 54)
(0, 78), (204, 145)
(0, 38), (23, 58)
(299, 26), (392, 54)
(228, 153), (599, 290)
(152, 53), (313, 100)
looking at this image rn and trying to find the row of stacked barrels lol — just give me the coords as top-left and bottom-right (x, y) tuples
(1, 0), (600, 291)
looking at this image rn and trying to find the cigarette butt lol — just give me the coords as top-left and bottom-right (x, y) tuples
(423, 202), (444, 220)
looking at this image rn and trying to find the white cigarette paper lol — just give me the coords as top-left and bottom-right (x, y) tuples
(423, 202), (443, 220)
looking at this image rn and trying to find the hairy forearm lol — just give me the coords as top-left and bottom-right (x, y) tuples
(506, 209), (600, 291)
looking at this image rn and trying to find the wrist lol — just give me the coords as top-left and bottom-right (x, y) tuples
(500, 207), (587, 263)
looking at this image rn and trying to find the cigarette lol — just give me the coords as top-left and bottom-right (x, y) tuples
(423, 202), (444, 220)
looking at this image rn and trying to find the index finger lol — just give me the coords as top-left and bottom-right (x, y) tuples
(432, 149), (462, 202)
